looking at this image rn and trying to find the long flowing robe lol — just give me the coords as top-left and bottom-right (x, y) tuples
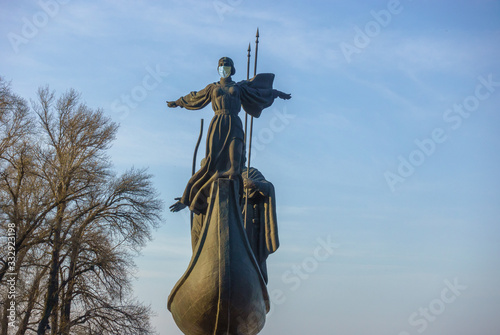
(175, 73), (277, 215)
(242, 167), (279, 283)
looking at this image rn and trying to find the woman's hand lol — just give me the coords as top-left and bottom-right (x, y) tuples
(166, 101), (178, 108)
(274, 90), (292, 100)
(169, 197), (186, 212)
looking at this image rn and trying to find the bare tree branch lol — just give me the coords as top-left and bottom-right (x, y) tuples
(1, 82), (163, 335)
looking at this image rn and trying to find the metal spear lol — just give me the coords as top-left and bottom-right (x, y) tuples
(244, 43), (251, 146)
(244, 28), (259, 229)
(247, 28), (259, 173)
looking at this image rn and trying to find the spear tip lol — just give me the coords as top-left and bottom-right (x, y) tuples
(248, 43), (251, 52)
(256, 27), (259, 38)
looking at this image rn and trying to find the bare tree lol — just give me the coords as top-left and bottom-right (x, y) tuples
(0, 82), (163, 335)
(0, 78), (42, 335)
(0, 77), (32, 160)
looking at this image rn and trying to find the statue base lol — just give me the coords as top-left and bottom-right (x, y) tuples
(168, 178), (270, 335)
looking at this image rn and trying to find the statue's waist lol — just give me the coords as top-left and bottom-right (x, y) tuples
(214, 108), (240, 115)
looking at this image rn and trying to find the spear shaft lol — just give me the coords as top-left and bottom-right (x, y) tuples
(244, 28), (259, 229)
(247, 28), (259, 171)
(253, 28), (259, 77)
(247, 42), (252, 79)
(244, 43), (251, 146)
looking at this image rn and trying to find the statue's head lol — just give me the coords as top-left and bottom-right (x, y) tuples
(218, 57), (235, 78)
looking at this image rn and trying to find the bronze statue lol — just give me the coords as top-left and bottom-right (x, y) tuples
(166, 33), (290, 334)
(167, 56), (290, 215)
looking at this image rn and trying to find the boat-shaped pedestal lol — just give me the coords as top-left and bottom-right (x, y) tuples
(168, 178), (270, 335)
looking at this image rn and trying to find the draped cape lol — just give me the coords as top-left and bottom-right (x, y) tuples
(243, 167), (280, 258)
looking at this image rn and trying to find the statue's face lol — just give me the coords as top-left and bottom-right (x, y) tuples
(218, 58), (234, 79)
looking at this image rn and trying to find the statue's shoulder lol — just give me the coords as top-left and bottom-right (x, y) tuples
(197, 82), (217, 93)
(238, 73), (275, 90)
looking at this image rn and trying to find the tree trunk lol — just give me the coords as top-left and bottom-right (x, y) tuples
(17, 267), (47, 335)
(37, 201), (66, 335)
(59, 234), (80, 335)
(0, 301), (8, 335)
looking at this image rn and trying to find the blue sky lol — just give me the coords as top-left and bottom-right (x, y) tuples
(1, 0), (500, 334)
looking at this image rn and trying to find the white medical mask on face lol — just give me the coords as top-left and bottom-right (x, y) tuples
(218, 66), (232, 78)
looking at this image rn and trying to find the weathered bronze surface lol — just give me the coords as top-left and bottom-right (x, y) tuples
(167, 55), (290, 334)
(242, 167), (278, 284)
(168, 179), (269, 335)
(167, 57), (290, 216)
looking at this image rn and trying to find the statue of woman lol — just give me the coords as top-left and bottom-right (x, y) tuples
(167, 57), (291, 215)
